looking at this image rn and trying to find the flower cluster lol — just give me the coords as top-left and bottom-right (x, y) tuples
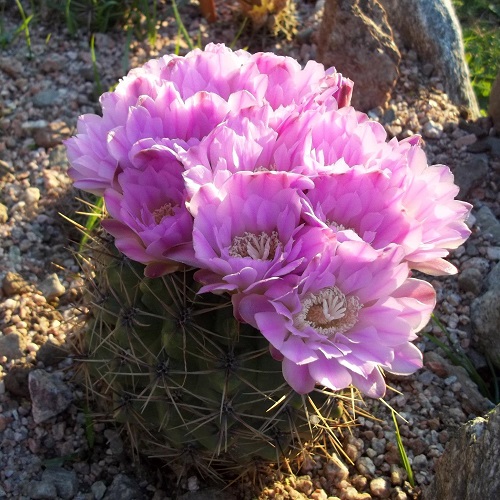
(66, 44), (471, 398)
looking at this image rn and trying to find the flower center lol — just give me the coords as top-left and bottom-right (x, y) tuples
(295, 286), (362, 336)
(229, 231), (282, 260)
(152, 203), (175, 224)
(255, 163), (277, 172)
(326, 219), (348, 231)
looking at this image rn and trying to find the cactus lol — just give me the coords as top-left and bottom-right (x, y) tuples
(74, 228), (363, 480)
(67, 43), (469, 486)
(66, 45), (365, 482)
(237, 0), (298, 40)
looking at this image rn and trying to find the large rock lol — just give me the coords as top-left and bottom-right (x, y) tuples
(317, 0), (401, 111)
(471, 289), (500, 370)
(423, 404), (500, 499)
(380, 0), (480, 118)
(490, 69), (500, 132)
(28, 369), (73, 424)
(475, 205), (500, 245)
(452, 154), (489, 200)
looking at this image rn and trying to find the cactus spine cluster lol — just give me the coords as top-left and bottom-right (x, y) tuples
(237, 0), (298, 40)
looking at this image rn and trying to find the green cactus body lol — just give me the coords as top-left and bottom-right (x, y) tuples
(77, 236), (358, 479)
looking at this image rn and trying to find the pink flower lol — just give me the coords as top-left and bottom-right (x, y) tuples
(101, 166), (196, 278)
(65, 44), (351, 195)
(301, 167), (421, 250)
(238, 241), (436, 397)
(249, 51), (353, 109)
(275, 106), (471, 275)
(388, 142), (472, 275)
(189, 171), (328, 297)
(181, 106), (317, 199)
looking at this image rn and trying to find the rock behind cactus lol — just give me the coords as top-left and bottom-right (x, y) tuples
(75, 234), (360, 480)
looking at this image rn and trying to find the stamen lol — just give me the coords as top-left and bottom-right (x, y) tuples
(295, 286), (362, 336)
(326, 219), (348, 231)
(229, 231), (282, 260)
(152, 203), (175, 224)
(255, 163), (277, 172)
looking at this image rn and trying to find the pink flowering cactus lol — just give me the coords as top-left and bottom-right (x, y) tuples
(66, 44), (471, 399)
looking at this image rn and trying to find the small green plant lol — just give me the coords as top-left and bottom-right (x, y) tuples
(171, 0), (195, 51)
(89, 33), (103, 95)
(15, 0), (34, 58)
(453, 0), (500, 113)
(391, 409), (415, 487)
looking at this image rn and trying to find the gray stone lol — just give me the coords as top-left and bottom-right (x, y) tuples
(452, 154), (489, 200)
(489, 137), (500, 156)
(486, 247), (500, 261)
(457, 267), (483, 295)
(475, 206), (500, 245)
(461, 256), (490, 274)
(28, 369), (73, 424)
(382, 105), (397, 124)
(104, 429), (124, 455)
(41, 468), (79, 500)
(454, 133), (477, 149)
(36, 340), (68, 367)
(422, 120), (443, 139)
(325, 455), (350, 482)
(317, 0), (401, 111)
(471, 289), (500, 370)
(487, 262), (500, 292)
(356, 456), (376, 475)
(91, 481), (107, 500)
(423, 404), (500, 500)
(467, 136), (500, 155)
(103, 474), (145, 500)
(380, 0), (480, 118)
(413, 454), (428, 469)
(0, 333), (26, 361)
(38, 273), (66, 301)
(27, 480), (57, 499)
(178, 488), (234, 500)
(4, 364), (31, 397)
(489, 69), (500, 132)
(371, 437), (386, 455)
(33, 89), (59, 108)
(21, 119), (49, 132)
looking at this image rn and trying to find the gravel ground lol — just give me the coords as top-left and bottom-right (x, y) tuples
(1, 1), (499, 499)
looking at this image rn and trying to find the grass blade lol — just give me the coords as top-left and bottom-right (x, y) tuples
(391, 409), (414, 487)
(171, 0), (194, 51)
(15, 0), (33, 58)
(90, 33), (103, 96)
